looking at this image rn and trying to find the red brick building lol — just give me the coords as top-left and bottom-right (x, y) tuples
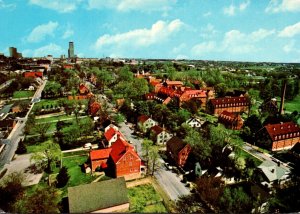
(90, 136), (141, 180)
(207, 96), (250, 116)
(166, 136), (191, 168)
(90, 148), (112, 171)
(218, 111), (244, 130)
(256, 122), (300, 151)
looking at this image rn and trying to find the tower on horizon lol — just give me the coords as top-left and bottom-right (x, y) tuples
(68, 41), (74, 58)
(9, 47), (22, 58)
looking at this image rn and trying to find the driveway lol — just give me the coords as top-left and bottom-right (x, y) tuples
(118, 122), (142, 156)
(1, 154), (43, 186)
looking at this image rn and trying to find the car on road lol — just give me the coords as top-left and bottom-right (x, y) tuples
(83, 143), (92, 148)
(164, 162), (173, 170)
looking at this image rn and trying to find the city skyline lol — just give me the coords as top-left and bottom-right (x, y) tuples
(0, 0), (300, 62)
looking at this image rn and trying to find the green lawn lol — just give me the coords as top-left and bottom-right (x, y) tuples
(35, 115), (76, 123)
(284, 94), (300, 113)
(62, 155), (94, 187)
(128, 184), (166, 213)
(33, 99), (60, 111)
(13, 90), (35, 98)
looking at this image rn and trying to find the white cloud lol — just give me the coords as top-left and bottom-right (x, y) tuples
(29, 0), (82, 13)
(192, 28), (275, 56)
(27, 21), (58, 43)
(278, 22), (300, 37)
(223, 5), (235, 16)
(223, 1), (250, 16)
(250, 28), (275, 41)
(283, 40), (295, 53)
(200, 24), (218, 38)
(88, 0), (175, 12)
(62, 28), (74, 39)
(95, 19), (184, 49)
(172, 43), (186, 54)
(266, 0), (300, 13)
(192, 41), (217, 56)
(0, 0), (16, 10)
(23, 43), (64, 57)
(240, 0), (250, 11)
(203, 11), (212, 17)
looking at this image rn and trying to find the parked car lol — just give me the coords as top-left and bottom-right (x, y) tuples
(83, 143), (92, 148)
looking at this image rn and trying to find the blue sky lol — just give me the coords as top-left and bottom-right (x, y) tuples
(0, 0), (300, 62)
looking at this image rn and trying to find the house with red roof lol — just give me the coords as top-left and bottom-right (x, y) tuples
(137, 115), (158, 133)
(207, 96), (250, 116)
(218, 111), (244, 130)
(256, 122), (300, 151)
(90, 148), (112, 171)
(79, 83), (90, 95)
(90, 135), (142, 180)
(88, 101), (101, 116)
(150, 125), (173, 145)
(104, 124), (125, 147)
(166, 136), (191, 168)
(23, 71), (43, 79)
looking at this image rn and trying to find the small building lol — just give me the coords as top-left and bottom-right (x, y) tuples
(150, 125), (173, 145)
(186, 117), (206, 128)
(218, 111), (244, 130)
(0, 119), (16, 131)
(90, 148), (112, 171)
(256, 122), (300, 151)
(257, 160), (290, 188)
(207, 96), (250, 116)
(79, 83), (90, 95)
(68, 177), (129, 213)
(166, 136), (191, 168)
(23, 71), (43, 79)
(104, 124), (125, 147)
(88, 100), (101, 116)
(137, 115), (157, 133)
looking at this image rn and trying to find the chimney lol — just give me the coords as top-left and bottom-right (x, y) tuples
(279, 80), (287, 115)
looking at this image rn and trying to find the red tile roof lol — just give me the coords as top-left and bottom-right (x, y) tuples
(104, 127), (124, 142)
(265, 122), (300, 141)
(210, 96), (250, 106)
(23, 71), (43, 78)
(90, 148), (112, 160)
(110, 137), (135, 163)
(219, 110), (239, 120)
(89, 102), (101, 116)
(138, 115), (150, 124)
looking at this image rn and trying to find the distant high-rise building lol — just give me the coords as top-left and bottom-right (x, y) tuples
(68, 42), (74, 58)
(9, 47), (18, 58)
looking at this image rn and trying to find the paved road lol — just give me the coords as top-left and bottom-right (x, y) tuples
(0, 79), (14, 91)
(0, 80), (47, 169)
(242, 143), (291, 171)
(118, 121), (190, 201)
(154, 162), (190, 201)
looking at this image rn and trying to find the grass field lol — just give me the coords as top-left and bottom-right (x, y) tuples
(35, 115), (76, 123)
(284, 94), (300, 113)
(128, 184), (166, 213)
(13, 90), (35, 98)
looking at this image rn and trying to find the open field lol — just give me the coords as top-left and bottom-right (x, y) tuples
(284, 94), (300, 113)
(128, 183), (166, 213)
(35, 115), (76, 123)
(13, 90), (35, 98)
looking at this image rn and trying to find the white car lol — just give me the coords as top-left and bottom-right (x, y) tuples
(84, 143), (92, 148)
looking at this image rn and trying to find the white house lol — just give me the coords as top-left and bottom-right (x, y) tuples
(150, 125), (173, 145)
(137, 115), (158, 133)
(186, 117), (206, 128)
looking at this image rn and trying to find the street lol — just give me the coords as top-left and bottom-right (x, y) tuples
(0, 80), (47, 169)
(118, 121), (190, 201)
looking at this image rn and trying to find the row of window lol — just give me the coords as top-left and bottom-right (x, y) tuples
(274, 132), (300, 140)
(215, 103), (248, 108)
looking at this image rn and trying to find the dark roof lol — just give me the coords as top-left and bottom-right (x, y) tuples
(265, 122), (300, 141)
(150, 125), (163, 135)
(167, 136), (187, 156)
(68, 177), (129, 213)
(138, 115), (150, 123)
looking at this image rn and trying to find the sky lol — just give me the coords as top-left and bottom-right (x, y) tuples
(0, 0), (300, 62)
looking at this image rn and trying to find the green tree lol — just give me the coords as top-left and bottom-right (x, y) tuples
(15, 139), (27, 154)
(56, 166), (70, 188)
(141, 139), (153, 171)
(33, 123), (51, 140)
(14, 186), (61, 213)
(0, 172), (25, 212)
(176, 194), (204, 213)
(30, 141), (61, 173)
(113, 113), (125, 125)
(148, 146), (160, 176)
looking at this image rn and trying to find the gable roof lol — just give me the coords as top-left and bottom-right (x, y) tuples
(258, 160), (290, 182)
(167, 136), (187, 156)
(219, 111), (241, 121)
(265, 122), (300, 141)
(68, 177), (129, 213)
(186, 117), (205, 125)
(104, 127), (124, 142)
(90, 148), (112, 160)
(110, 136), (136, 163)
(89, 101), (101, 115)
(138, 115), (150, 124)
(150, 125), (164, 135)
